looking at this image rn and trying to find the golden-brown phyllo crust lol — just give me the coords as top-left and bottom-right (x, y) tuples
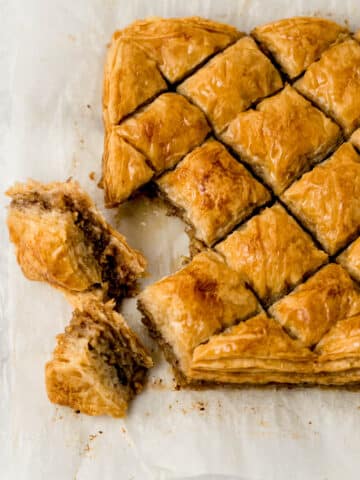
(156, 139), (271, 246)
(220, 85), (341, 194)
(121, 17), (242, 83)
(103, 38), (167, 132)
(190, 313), (315, 384)
(216, 204), (328, 306)
(138, 251), (260, 380)
(269, 264), (360, 347)
(101, 131), (153, 207)
(315, 314), (360, 362)
(337, 237), (360, 283)
(103, 17), (242, 128)
(282, 143), (360, 255)
(115, 93), (210, 174)
(46, 299), (153, 418)
(295, 39), (360, 135)
(177, 36), (283, 133)
(252, 17), (348, 79)
(350, 128), (360, 152)
(6, 180), (146, 304)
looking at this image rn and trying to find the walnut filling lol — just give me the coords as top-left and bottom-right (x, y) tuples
(75, 310), (149, 395)
(11, 193), (138, 304)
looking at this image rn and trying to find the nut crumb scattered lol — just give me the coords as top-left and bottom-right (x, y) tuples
(89, 171), (96, 181)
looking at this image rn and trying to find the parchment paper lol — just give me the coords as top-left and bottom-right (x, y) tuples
(2, 1), (360, 479)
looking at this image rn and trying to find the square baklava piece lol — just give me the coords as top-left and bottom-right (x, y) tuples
(294, 38), (360, 135)
(177, 36), (283, 133)
(282, 143), (360, 255)
(215, 204), (328, 306)
(156, 139), (271, 246)
(220, 85), (341, 194)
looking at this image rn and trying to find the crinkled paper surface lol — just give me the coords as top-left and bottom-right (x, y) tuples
(1, 1), (360, 479)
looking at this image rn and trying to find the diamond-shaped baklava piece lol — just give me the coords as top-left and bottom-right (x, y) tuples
(350, 128), (360, 151)
(46, 299), (153, 418)
(103, 38), (167, 132)
(282, 143), (360, 255)
(337, 237), (360, 283)
(156, 139), (271, 246)
(269, 264), (360, 347)
(177, 36), (283, 133)
(216, 204), (328, 305)
(252, 17), (348, 79)
(6, 180), (146, 304)
(101, 132), (154, 206)
(103, 17), (242, 127)
(123, 17), (242, 83)
(295, 39), (360, 135)
(190, 313), (314, 384)
(220, 85), (341, 194)
(115, 93), (210, 174)
(138, 251), (260, 383)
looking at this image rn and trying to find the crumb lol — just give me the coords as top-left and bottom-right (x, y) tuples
(121, 427), (126, 434)
(89, 434), (97, 441)
(80, 139), (84, 145)
(89, 171), (96, 181)
(309, 421), (312, 425)
(194, 401), (207, 412)
(83, 443), (91, 453)
(168, 404), (172, 410)
(98, 430), (103, 434)
(75, 410), (80, 414)
(87, 104), (91, 109)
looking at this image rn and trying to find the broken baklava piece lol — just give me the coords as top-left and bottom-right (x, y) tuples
(282, 143), (360, 255)
(46, 299), (153, 417)
(6, 179), (146, 305)
(252, 17), (348, 79)
(138, 251), (260, 385)
(156, 139), (271, 247)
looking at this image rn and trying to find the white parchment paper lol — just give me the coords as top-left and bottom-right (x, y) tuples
(2, 1), (360, 479)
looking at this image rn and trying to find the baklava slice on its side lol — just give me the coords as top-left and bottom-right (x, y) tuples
(46, 299), (153, 417)
(6, 179), (146, 306)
